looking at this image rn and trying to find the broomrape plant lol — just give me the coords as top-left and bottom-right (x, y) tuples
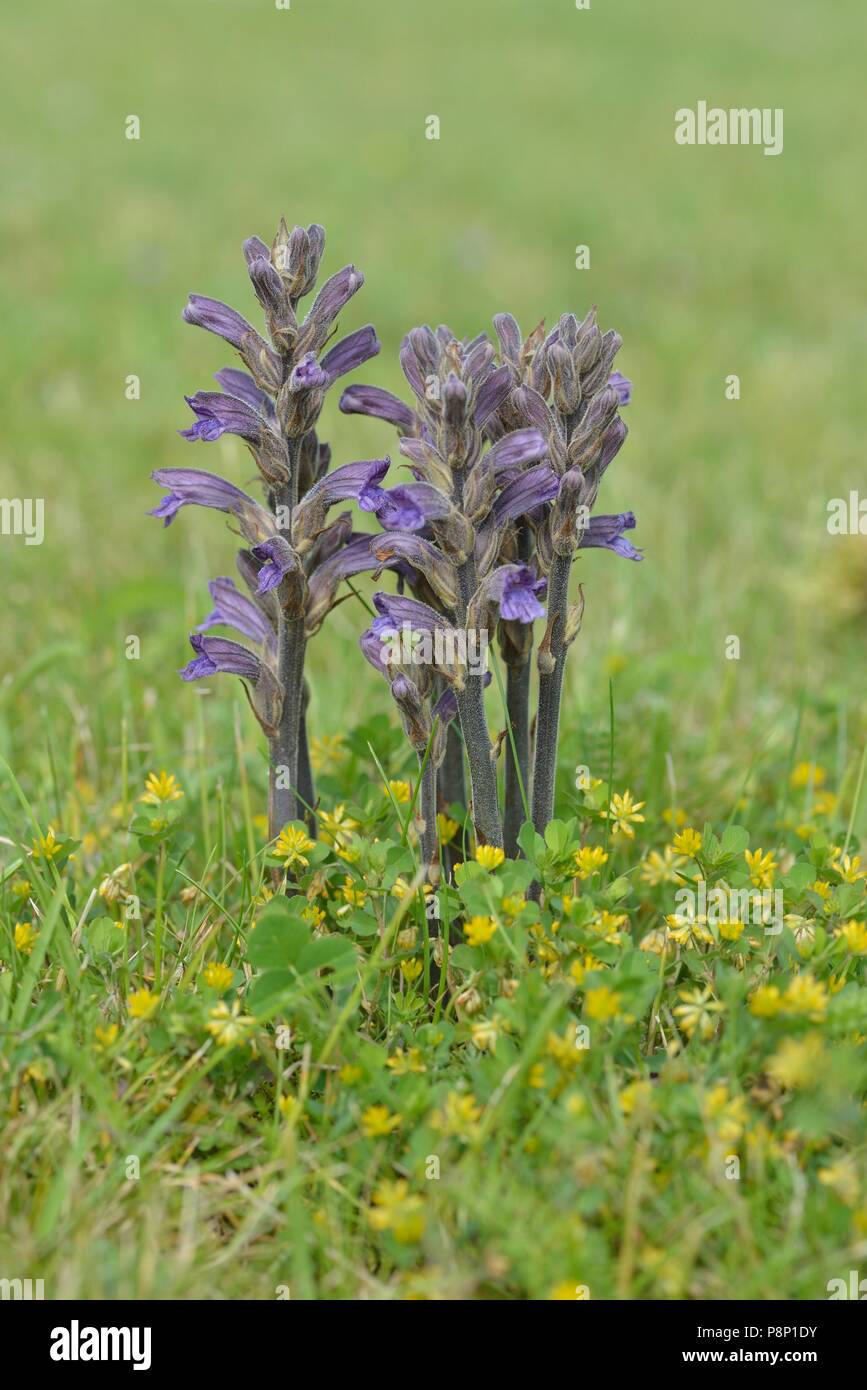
(152, 218), (641, 877)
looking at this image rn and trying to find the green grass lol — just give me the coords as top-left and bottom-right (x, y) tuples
(1, 0), (867, 1300)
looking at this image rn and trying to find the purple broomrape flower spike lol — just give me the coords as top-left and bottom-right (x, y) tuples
(197, 577), (273, 644)
(579, 511), (643, 560)
(339, 383), (418, 433)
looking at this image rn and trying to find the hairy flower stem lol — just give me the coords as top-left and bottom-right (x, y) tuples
(268, 440), (307, 840)
(417, 752), (438, 874)
(297, 699), (316, 837)
(531, 549), (572, 834)
(452, 465), (502, 848)
(503, 658), (531, 856)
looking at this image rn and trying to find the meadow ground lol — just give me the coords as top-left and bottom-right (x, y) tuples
(1, 0), (866, 1299)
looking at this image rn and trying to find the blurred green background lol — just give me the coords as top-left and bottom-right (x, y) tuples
(2, 0), (866, 799)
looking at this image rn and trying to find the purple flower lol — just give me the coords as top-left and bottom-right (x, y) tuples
(608, 370), (632, 406)
(292, 457), (391, 548)
(487, 564), (548, 622)
(359, 614), (398, 676)
(491, 464), (560, 526)
(180, 391), (266, 444)
(484, 427), (548, 478)
(297, 265), (365, 352)
(197, 577), (272, 644)
(182, 294), (257, 349)
(320, 325), (380, 384)
(289, 353), (328, 392)
(339, 384), (417, 432)
(371, 532), (459, 609)
(306, 534), (385, 635)
(149, 468), (261, 528)
(179, 633), (263, 682)
(250, 536), (298, 593)
(579, 511), (642, 560)
(360, 480), (451, 531)
(372, 590), (444, 635)
(213, 368), (276, 418)
(474, 365), (513, 426)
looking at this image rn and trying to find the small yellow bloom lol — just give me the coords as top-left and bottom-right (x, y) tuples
(206, 999), (255, 1046)
(278, 1094), (301, 1121)
(500, 894), (525, 920)
(672, 828), (702, 856)
(301, 902), (325, 928)
(749, 984), (783, 1018)
(309, 732), (345, 774)
(573, 845), (609, 880)
(31, 828), (63, 861)
(14, 921), (38, 955)
(601, 790), (645, 839)
(549, 1281), (585, 1301)
(745, 847), (777, 889)
(589, 910), (628, 944)
(437, 813), (459, 842)
(361, 1103), (401, 1138)
(339, 876), (367, 909)
(832, 852), (867, 884)
(338, 1063), (363, 1085)
(98, 863), (132, 904)
(782, 972), (828, 1020)
(383, 779), (412, 804)
(318, 804), (358, 851)
(475, 844), (505, 871)
(818, 1155), (859, 1206)
(202, 962), (233, 992)
(386, 1047), (427, 1075)
(718, 918), (746, 941)
(840, 919), (867, 955)
(790, 761), (826, 790)
(640, 846), (685, 886)
(368, 1179), (425, 1244)
(673, 985), (725, 1039)
(662, 806), (688, 829)
(429, 1090), (481, 1140)
(585, 984), (622, 1022)
(400, 958), (423, 984)
(470, 1017), (500, 1052)
(463, 914), (497, 947)
(10, 877), (32, 902)
(620, 1080), (653, 1116)
(811, 879), (833, 903)
(94, 1023), (119, 1050)
(767, 1034), (825, 1089)
(128, 987), (159, 1021)
(273, 823), (315, 868)
(140, 771), (184, 805)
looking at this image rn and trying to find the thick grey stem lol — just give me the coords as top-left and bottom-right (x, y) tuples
(297, 700), (316, 837)
(455, 677), (502, 847)
(503, 657), (531, 856)
(418, 752), (438, 874)
(531, 549), (572, 835)
(269, 616), (306, 837)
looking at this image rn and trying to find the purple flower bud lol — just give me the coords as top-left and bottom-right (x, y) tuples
(608, 370), (632, 406)
(320, 325), (380, 384)
(292, 457), (391, 548)
(492, 463), (560, 526)
(250, 536), (299, 593)
(213, 368), (276, 418)
(339, 384), (417, 432)
(306, 534), (384, 635)
(488, 564), (548, 623)
(179, 391), (265, 444)
(371, 533), (459, 610)
(362, 481), (451, 532)
(180, 632), (263, 682)
(298, 265), (364, 352)
(289, 353), (328, 392)
(197, 577), (272, 644)
(579, 511), (642, 560)
(149, 468), (264, 530)
(474, 365), (513, 426)
(484, 427), (548, 478)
